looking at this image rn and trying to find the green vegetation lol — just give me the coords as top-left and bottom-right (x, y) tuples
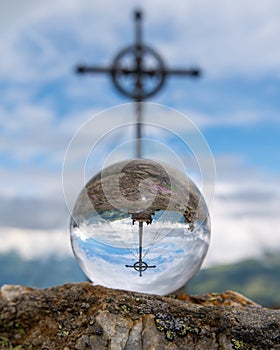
(0, 336), (22, 349)
(187, 252), (280, 307)
(231, 338), (250, 350)
(0, 251), (87, 288)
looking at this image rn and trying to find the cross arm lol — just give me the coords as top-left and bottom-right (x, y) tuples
(164, 67), (201, 77)
(76, 65), (114, 74)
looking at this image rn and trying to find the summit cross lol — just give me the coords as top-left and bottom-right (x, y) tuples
(76, 9), (201, 158)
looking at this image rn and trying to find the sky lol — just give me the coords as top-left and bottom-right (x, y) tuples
(0, 0), (280, 269)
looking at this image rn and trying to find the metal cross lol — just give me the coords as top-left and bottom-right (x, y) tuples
(76, 9), (201, 158)
(125, 222), (156, 277)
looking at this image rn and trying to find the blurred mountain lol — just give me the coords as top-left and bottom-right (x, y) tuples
(0, 251), (279, 307)
(187, 252), (280, 308)
(0, 251), (87, 288)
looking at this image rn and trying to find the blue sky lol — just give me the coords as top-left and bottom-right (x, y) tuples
(0, 0), (280, 267)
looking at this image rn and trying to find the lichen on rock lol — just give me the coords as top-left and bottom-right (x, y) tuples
(0, 283), (280, 349)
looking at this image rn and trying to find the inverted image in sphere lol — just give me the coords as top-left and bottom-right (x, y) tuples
(70, 159), (210, 295)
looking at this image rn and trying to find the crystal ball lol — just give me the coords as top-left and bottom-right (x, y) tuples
(70, 159), (210, 295)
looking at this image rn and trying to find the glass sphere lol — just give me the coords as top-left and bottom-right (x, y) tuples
(70, 159), (210, 295)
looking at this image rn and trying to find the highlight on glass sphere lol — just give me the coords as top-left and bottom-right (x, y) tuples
(70, 158), (210, 295)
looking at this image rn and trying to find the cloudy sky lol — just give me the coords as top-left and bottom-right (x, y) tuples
(1, 0), (280, 269)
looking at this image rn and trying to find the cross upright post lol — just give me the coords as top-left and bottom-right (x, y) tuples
(134, 10), (144, 158)
(76, 9), (201, 159)
(125, 221), (156, 277)
(76, 10), (202, 276)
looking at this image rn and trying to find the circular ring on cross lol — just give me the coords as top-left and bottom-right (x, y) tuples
(111, 44), (166, 100)
(133, 261), (148, 272)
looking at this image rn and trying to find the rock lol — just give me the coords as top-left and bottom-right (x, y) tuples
(0, 283), (280, 349)
(177, 290), (261, 307)
(1, 284), (34, 302)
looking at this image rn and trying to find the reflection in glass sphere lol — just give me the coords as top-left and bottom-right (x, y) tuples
(70, 159), (210, 295)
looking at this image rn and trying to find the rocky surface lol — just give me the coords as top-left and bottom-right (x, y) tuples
(0, 283), (280, 349)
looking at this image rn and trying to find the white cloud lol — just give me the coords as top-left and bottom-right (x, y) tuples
(1, 0), (280, 83)
(182, 109), (272, 128)
(145, 0), (280, 78)
(203, 158), (280, 267)
(0, 227), (71, 260)
(0, 195), (68, 229)
(205, 202), (280, 267)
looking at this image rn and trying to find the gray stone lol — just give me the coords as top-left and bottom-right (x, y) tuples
(0, 283), (279, 349)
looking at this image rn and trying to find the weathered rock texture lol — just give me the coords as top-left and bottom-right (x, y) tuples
(0, 283), (280, 349)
